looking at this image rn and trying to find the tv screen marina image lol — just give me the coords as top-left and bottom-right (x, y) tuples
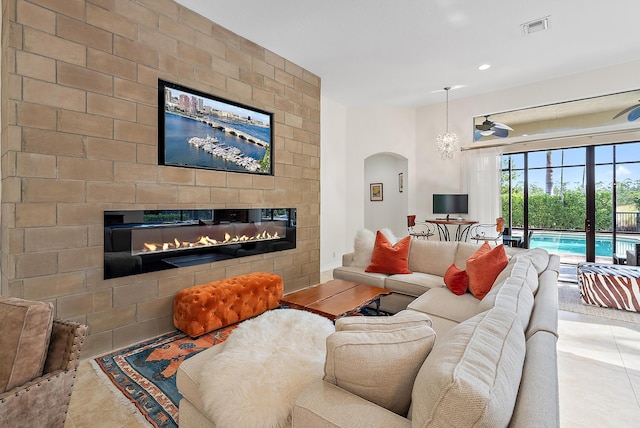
(159, 80), (273, 175)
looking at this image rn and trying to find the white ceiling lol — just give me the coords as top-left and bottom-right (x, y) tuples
(175, 0), (640, 108)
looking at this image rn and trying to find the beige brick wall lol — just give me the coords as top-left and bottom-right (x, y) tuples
(0, 0), (321, 357)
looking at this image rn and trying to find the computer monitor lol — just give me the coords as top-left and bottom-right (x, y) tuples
(433, 194), (468, 219)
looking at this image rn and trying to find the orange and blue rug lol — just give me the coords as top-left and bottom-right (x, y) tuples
(94, 325), (237, 428)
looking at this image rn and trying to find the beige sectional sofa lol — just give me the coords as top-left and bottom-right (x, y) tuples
(293, 239), (560, 427)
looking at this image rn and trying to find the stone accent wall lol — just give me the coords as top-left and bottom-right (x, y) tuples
(0, 0), (320, 357)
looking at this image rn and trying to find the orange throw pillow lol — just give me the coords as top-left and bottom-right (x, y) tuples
(444, 264), (468, 295)
(470, 241), (491, 259)
(467, 244), (508, 299)
(365, 231), (412, 274)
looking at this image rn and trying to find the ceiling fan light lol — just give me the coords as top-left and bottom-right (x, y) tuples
(479, 130), (495, 136)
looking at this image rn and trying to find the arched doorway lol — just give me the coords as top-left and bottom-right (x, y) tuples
(364, 153), (409, 238)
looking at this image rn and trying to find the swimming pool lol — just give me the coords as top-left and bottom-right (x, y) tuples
(529, 232), (640, 257)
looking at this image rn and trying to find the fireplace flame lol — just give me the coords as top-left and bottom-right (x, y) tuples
(138, 231), (280, 255)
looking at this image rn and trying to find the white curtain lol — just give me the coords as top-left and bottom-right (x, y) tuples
(463, 147), (503, 224)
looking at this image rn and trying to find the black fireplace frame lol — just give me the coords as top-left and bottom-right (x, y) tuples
(104, 208), (296, 279)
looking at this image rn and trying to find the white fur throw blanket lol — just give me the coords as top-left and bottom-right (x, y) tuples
(199, 309), (335, 428)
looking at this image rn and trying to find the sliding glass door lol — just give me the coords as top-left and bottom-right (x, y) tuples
(501, 141), (640, 265)
(594, 143), (640, 263)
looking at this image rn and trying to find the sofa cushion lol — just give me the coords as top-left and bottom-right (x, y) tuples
(365, 232), (412, 275)
(332, 266), (388, 289)
(519, 248), (550, 274)
(483, 257), (532, 306)
(443, 263), (468, 295)
(492, 254), (519, 286)
(335, 309), (432, 331)
(407, 287), (482, 323)
(384, 272), (443, 296)
(467, 244), (508, 299)
(507, 258), (540, 295)
(0, 297), (54, 393)
(478, 277), (535, 329)
(407, 240), (458, 277)
(411, 307), (526, 427)
(453, 241), (488, 269)
(324, 323), (436, 417)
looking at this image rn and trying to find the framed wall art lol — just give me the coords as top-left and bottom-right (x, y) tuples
(158, 79), (273, 175)
(370, 183), (383, 201)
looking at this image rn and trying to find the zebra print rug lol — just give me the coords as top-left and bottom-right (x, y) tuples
(558, 283), (640, 325)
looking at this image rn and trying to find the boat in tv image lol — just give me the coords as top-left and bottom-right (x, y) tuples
(433, 194), (468, 220)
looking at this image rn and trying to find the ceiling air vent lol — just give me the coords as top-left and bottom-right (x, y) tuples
(521, 16), (549, 35)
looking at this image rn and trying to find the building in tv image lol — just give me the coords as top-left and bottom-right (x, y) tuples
(158, 79), (273, 175)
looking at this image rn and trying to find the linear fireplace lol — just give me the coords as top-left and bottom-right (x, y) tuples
(104, 208), (296, 279)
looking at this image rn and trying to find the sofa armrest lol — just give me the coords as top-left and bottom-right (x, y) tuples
(526, 270), (559, 340)
(293, 380), (410, 428)
(546, 254), (561, 273)
(509, 331), (559, 428)
(342, 252), (356, 267)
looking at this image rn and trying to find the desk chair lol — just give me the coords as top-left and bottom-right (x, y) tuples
(469, 217), (505, 245)
(407, 215), (434, 240)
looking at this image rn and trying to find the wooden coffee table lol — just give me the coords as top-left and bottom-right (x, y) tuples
(280, 279), (391, 320)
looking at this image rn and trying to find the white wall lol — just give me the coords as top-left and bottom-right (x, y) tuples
(321, 59), (640, 272)
(320, 106), (415, 270)
(320, 96), (347, 272)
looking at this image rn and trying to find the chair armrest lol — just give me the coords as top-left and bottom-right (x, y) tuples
(292, 380), (410, 428)
(44, 319), (88, 373)
(0, 320), (87, 428)
(0, 368), (77, 428)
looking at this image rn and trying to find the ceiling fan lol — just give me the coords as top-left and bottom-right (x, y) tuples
(474, 115), (513, 140)
(613, 100), (640, 122)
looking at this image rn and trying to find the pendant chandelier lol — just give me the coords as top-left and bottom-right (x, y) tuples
(435, 87), (459, 159)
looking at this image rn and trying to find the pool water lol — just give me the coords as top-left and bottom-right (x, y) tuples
(529, 232), (640, 257)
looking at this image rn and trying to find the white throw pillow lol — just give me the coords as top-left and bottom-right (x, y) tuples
(352, 228), (375, 267)
(199, 309), (335, 428)
(324, 323), (436, 416)
(352, 228), (398, 267)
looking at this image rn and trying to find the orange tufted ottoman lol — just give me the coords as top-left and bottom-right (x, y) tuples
(173, 272), (284, 337)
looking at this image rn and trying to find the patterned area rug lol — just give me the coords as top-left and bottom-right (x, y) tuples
(93, 324), (237, 428)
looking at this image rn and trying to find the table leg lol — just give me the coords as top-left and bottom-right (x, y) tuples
(434, 223), (450, 241)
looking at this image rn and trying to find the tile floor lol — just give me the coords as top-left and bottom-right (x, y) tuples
(64, 279), (640, 428)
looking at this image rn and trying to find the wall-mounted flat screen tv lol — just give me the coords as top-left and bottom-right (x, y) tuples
(433, 194), (468, 216)
(158, 79), (273, 175)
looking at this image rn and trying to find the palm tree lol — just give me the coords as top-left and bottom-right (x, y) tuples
(545, 151), (553, 195)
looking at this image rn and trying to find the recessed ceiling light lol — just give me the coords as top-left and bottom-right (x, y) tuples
(478, 64), (491, 71)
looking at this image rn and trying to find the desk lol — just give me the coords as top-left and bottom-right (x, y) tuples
(425, 219), (478, 242)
